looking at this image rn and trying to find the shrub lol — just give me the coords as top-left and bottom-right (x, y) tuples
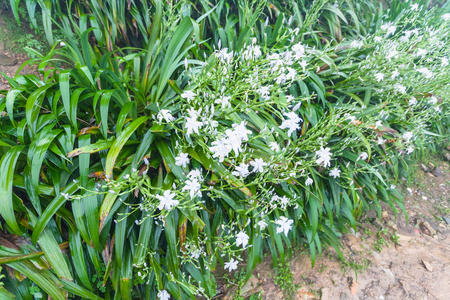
(0, 0), (449, 299)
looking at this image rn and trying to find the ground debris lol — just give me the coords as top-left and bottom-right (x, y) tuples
(421, 260), (433, 272)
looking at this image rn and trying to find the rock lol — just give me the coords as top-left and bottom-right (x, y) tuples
(443, 216), (450, 225)
(444, 152), (450, 162)
(382, 268), (396, 283)
(420, 164), (430, 172)
(340, 292), (351, 300)
(239, 274), (261, 298)
(432, 167), (443, 177)
(422, 260), (433, 272)
(419, 221), (436, 236)
(387, 220), (397, 230)
(0, 54), (17, 66)
(297, 287), (316, 299)
(321, 288), (330, 300)
(382, 210), (389, 219)
(395, 234), (413, 247)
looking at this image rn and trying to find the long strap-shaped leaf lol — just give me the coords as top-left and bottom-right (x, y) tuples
(31, 182), (78, 245)
(99, 116), (149, 229)
(155, 17), (194, 102)
(0, 145), (25, 235)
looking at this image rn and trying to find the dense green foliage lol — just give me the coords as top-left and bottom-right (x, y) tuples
(0, 0), (449, 299)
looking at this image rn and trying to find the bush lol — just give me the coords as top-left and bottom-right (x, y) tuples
(0, 0), (449, 299)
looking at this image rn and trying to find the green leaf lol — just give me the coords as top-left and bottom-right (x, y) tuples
(0, 145), (25, 235)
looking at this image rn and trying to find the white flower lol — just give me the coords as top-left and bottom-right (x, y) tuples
(181, 90), (196, 102)
(280, 111), (302, 136)
(292, 42), (306, 59)
(358, 152), (369, 161)
(442, 13), (450, 21)
(275, 217), (294, 236)
(257, 86), (271, 100)
(232, 163), (250, 178)
(187, 169), (202, 181)
(416, 48), (427, 56)
(61, 192), (70, 200)
(411, 3), (419, 11)
(428, 96), (438, 105)
(329, 168), (341, 178)
(215, 95), (232, 109)
(157, 109), (175, 122)
(377, 137), (385, 145)
(417, 67), (433, 79)
(374, 73), (384, 82)
(175, 153), (189, 168)
(158, 290), (170, 300)
(406, 146), (414, 154)
(224, 258), (238, 272)
(391, 69), (400, 79)
(156, 190), (179, 210)
(250, 158), (268, 173)
(299, 60), (308, 72)
(236, 231), (249, 248)
(375, 120), (383, 128)
(441, 57), (449, 67)
(409, 97), (417, 106)
(182, 179), (201, 199)
(108, 190), (116, 194)
(350, 40), (363, 49)
(269, 142), (280, 152)
(374, 36), (383, 43)
(210, 138), (231, 162)
(305, 177), (313, 186)
(394, 84), (407, 94)
(232, 121), (252, 142)
(185, 114), (203, 136)
(380, 22), (392, 31)
(386, 25), (396, 36)
(403, 131), (413, 142)
(315, 147), (332, 168)
(257, 220), (268, 230)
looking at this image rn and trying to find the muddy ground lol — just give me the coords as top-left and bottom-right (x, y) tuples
(222, 156), (450, 300)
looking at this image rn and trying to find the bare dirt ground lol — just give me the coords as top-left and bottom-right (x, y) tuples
(0, 10), (38, 90)
(227, 154), (450, 300)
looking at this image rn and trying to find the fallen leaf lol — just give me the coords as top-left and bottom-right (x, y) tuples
(350, 281), (358, 295)
(422, 260), (433, 272)
(297, 287), (316, 299)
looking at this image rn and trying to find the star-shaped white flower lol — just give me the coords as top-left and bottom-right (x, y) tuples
(224, 258), (238, 272)
(156, 190), (179, 210)
(236, 231), (249, 248)
(157, 290), (170, 300)
(181, 90), (196, 102)
(329, 168), (341, 179)
(275, 216), (294, 236)
(250, 158), (267, 173)
(175, 153), (189, 168)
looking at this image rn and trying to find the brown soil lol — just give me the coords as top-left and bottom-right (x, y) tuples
(223, 157), (450, 300)
(0, 10), (39, 90)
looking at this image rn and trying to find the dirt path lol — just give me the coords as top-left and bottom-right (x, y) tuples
(226, 155), (450, 300)
(0, 10), (38, 90)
